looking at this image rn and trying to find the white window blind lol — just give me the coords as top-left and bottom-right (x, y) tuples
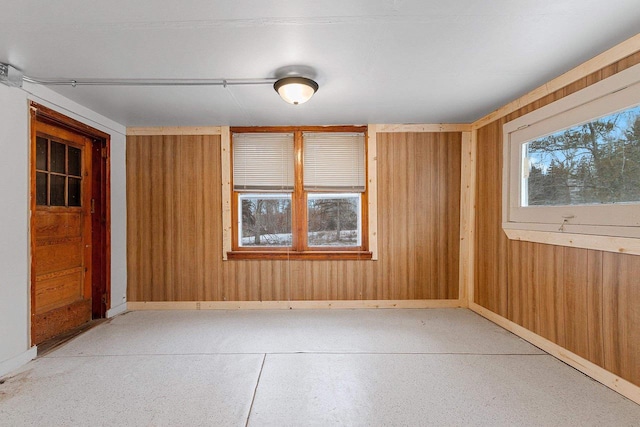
(233, 133), (294, 192)
(303, 132), (366, 192)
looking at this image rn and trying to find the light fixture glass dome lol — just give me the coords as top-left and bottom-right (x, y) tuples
(274, 77), (318, 105)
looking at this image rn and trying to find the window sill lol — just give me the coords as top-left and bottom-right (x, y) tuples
(226, 251), (373, 260)
(503, 224), (640, 256)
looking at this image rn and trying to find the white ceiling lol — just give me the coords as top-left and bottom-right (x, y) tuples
(1, 1), (639, 127)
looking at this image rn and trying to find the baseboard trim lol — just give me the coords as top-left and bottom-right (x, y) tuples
(0, 346), (37, 378)
(469, 302), (640, 406)
(106, 302), (128, 318)
(128, 299), (464, 311)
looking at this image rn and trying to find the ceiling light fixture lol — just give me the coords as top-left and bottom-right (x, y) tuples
(273, 77), (319, 105)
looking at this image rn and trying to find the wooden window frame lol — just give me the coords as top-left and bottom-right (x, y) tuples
(227, 126), (372, 260)
(35, 135), (85, 208)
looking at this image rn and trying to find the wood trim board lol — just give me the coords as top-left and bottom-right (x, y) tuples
(367, 124), (379, 260)
(128, 299), (465, 310)
(220, 126), (232, 260)
(458, 131), (475, 306)
(503, 228), (640, 256)
(376, 124), (472, 133)
(469, 302), (640, 405)
(128, 124), (473, 135)
(127, 127), (223, 136)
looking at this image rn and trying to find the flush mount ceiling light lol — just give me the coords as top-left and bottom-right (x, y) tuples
(273, 77), (319, 105)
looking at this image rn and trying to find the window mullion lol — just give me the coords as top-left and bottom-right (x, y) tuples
(293, 131), (307, 251)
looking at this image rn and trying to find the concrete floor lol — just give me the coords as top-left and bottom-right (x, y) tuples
(0, 309), (638, 426)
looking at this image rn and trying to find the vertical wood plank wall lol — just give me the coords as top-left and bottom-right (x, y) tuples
(127, 132), (461, 303)
(474, 52), (640, 387)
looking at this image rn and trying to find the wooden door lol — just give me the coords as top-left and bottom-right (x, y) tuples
(32, 121), (93, 345)
(91, 140), (108, 318)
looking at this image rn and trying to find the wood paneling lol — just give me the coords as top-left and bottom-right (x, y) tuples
(127, 132), (461, 304)
(602, 252), (640, 385)
(534, 243), (565, 346)
(507, 240), (537, 332)
(562, 247), (600, 363)
(474, 122), (508, 317)
(474, 51), (640, 387)
(127, 135), (223, 302)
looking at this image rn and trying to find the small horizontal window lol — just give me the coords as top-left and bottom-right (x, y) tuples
(523, 104), (640, 208)
(503, 63), (640, 239)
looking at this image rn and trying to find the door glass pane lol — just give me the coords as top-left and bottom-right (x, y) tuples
(36, 172), (48, 205)
(238, 194), (292, 247)
(36, 137), (48, 171)
(68, 178), (81, 207)
(68, 146), (81, 176)
(307, 193), (361, 246)
(50, 175), (66, 206)
(51, 141), (66, 174)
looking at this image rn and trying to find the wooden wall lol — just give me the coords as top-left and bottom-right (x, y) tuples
(127, 132), (461, 302)
(474, 52), (640, 387)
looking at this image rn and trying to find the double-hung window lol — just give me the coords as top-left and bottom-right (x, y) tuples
(503, 63), (640, 243)
(229, 126), (371, 259)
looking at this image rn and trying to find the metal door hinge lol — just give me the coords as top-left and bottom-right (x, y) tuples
(101, 147), (107, 158)
(91, 198), (95, 214)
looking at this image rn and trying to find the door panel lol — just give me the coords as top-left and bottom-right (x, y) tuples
(34, 237), (84, 275)
(35, 270), (84, 314)
(31, 121), (92, 345)
(34, 211), (82, 239)
(32, 299), (93, 345)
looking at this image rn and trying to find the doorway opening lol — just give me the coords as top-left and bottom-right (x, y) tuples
(30, 102), (111, 345)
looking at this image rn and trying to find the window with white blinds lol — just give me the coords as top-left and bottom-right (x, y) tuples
(228, 126), (373, 258)
(303, 132), (366, 192)
(233, 133), (294, 192)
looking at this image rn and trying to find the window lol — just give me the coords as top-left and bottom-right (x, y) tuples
(229, 127), (371, 259)
(307, 193), (361, 247)
(239, 194), (292, 247)
(35, 135), (83, 207)
(503, 63), (640, 241)
(523, 105), (640, 208)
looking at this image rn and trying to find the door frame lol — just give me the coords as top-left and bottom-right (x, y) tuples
(29, 102), (111, 343)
